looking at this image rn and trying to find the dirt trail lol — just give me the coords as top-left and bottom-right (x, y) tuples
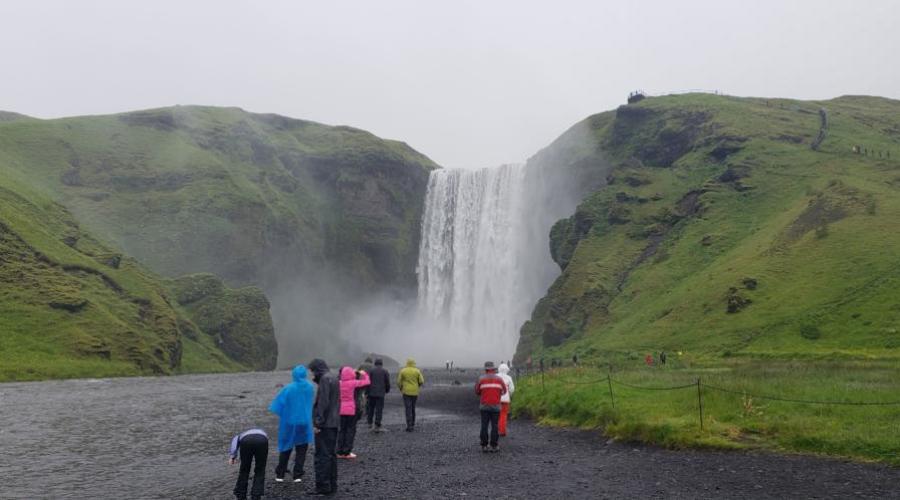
(2, 369), (897, 499)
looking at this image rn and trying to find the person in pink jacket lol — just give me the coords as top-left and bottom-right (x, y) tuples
(336, 366), (370, 459)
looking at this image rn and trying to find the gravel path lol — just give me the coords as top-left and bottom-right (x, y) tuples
(1, 369), (897, 499)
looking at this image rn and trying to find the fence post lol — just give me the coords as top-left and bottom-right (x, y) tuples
(607, 373), (615, 409)
(696, 377), (704, 431)
(540, 358), (545, 392)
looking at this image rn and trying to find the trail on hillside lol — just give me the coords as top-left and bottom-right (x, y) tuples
(1, 370), (897, 499)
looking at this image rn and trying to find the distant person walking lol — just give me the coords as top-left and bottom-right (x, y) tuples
(366, 358), (391, 431)
(229, 428), (269, 500)
(497, 363), (515, 437)
(269, 365), (314, 484)
(337, 366), (370, 459)
(308, 358), (340, 496)
(398, 358), (425, 432)
(475, 361), (507, 452)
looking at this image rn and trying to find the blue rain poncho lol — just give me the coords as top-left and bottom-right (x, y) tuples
(269, 365), (315, 452)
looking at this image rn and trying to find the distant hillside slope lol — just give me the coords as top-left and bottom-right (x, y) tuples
(0, 106), (438, 364)
(0, 170), (274, 381)
(517, 94), (900, 362)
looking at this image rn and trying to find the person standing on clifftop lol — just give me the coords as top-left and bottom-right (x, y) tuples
(308, 359), (340, 496)
(398, 358), (425, 432)
(497, 363), (515, 437)
(475, 361), (507, 452)
(269, 365), (314, 484)
(366, 358), (391, 431)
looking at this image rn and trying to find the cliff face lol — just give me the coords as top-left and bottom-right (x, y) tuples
(0, 172), (273, 381)
(0, 106), (437, 368)
(169, 274), (277, 371)
(517, 94), (900, 363)
(0, 106), (436, 288)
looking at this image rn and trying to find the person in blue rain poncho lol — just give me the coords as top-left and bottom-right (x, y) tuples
(269, 365), (315, 483)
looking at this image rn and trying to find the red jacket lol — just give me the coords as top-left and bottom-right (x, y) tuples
(475, 372), (507, 410)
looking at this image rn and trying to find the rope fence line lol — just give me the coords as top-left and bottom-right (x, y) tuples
(701, 383), (900, 406)
(540, 372), (900, 405)
(609, 378), (696, 391)
(530, 370), (900, 430)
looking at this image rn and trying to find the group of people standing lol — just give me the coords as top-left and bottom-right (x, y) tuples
(228, 357), (515, 499)
(228, 356), (426, 499)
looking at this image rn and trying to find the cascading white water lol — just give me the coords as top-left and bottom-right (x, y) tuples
(417, 164), (560, 360)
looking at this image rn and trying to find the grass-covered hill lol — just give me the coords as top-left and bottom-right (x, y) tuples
(517, 94), (900, 363)
(0, 169), (274, 381)
(0, 105), (437, 288)
(0, 106), (438, 365)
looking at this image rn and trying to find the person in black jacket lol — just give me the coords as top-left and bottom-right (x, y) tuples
(308, 358), (340, 496)
(366, 358), (391, 431)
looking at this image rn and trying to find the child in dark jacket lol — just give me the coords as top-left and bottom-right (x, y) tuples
(229, 428), (269, 500)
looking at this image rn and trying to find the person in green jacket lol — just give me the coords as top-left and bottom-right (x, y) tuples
(397, 358), (425, 432)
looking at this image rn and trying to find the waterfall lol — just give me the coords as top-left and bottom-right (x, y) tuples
(417, 164), (561, 360)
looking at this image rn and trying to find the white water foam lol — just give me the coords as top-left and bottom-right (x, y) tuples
(416, 164), (562, 360)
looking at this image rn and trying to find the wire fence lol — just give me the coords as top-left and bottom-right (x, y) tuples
(521, 367), (900, 430)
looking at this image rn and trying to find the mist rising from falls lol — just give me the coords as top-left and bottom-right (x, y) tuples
(416, 163), (567, 362)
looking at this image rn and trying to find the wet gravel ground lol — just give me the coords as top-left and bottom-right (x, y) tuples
(1, 368), (898, 499)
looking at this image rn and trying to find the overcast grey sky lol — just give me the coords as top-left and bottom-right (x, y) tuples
(2, 1), (898, 168)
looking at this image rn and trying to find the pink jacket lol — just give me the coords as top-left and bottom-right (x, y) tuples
(339, 366), (370, 416)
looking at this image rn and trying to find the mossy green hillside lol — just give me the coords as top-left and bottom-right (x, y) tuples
(517, 94), (900, 363)
(0, 169), (269, 381)
(169, 273), (277, 371)
(0, 106), (438, 290)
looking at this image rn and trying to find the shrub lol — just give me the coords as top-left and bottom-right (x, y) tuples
(800, 324), (821, 340)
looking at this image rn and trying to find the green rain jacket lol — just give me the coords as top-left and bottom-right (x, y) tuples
(397, 358), (425, 396)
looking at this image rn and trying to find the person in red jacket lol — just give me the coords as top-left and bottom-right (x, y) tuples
(475, 361), (507, 452)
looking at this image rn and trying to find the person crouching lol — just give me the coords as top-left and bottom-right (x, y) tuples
(229, 428), (268, 500)
(475, 361), (507, 452)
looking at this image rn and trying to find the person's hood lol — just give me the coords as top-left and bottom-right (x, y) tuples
(308, 358), (330, 382)
(499, 363), (510, 375)
(292, 365), (308, 383)
(340, 366), (356, 381)
(405, 358), (416, 367)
